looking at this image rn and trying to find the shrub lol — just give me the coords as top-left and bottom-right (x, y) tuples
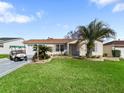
(91, 55), (101, 58)
(112, 50), (121, 57)
(32, 45), (51, 62)
(91, 56), (97, 58)
(103, 53), (108, 57)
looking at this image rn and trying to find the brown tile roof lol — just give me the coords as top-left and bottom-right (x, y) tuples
(104, 40), (124, 46)
(24, 38), (75, 44)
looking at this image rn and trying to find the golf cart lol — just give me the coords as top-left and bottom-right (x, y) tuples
(9, 46), (27, 62)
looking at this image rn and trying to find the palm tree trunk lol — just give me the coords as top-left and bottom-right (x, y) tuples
(86, 42), (94, 58)
(86, 47), (92, 58)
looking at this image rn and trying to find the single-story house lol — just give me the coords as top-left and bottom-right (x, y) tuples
(104, 40), (124, 58)
(24, 38), (103, 57)
(0, 38), (25, 54)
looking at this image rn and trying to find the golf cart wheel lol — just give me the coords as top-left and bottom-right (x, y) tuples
(24, 57), (28, 61)
(14, 58), (18, 62)
(9, 56), (13, 60)
(24, 58), (27, 61)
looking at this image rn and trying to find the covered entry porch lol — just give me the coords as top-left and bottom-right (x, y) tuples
(67, 40), (80, 56)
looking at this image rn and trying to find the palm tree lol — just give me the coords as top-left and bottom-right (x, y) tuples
(33, 45), (52, 60)
(78, 19), (116, 58)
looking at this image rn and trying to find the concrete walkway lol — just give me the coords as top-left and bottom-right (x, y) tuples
(0, 58), (30, 78)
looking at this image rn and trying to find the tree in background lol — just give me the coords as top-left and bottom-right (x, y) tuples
(64, 30), (80, 39)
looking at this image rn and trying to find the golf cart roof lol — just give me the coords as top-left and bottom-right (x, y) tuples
(10, 46), (26, 48)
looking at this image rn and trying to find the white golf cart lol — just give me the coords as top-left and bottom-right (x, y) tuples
(9, 46), (27, 62)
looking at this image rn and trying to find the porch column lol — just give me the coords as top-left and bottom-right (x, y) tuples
(67, 43), (69, 55)
(59, 44), (60, 52)
(37, 44), (39, 61)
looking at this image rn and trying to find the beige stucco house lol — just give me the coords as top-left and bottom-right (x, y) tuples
(24, 38), (103, 57)
(104, 40), (124, 58)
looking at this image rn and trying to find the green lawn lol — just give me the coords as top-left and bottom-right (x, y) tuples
(0, 54), (9, 58)
(0, 58), (124, 93)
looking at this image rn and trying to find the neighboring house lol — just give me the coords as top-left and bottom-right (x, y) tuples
(104, 40), (124, 58)
(0, 38), (25, 54)
(24, 38), (103, 57)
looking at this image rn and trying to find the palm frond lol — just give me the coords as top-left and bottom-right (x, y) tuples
(76, 19), (116, 57)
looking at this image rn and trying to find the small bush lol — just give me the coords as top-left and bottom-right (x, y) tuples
(103, 53), (108, 57)
(39, 54), (50, 60)
(112, 50), (121, 57)
(91, 56), (101, 58)
(91, 56), (96, 58)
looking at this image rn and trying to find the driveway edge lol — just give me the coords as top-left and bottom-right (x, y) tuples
(0, 60), (31, 78)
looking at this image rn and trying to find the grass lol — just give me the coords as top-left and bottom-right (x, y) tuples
(0, 57), (124, 93)
(0, 54), (9, 58)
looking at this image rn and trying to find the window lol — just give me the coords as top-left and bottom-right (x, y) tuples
(56, 44), (65, 52)
(0, 43), (3, 48)
(60, 45), (64, 52)
(28, 44), (33, 47)
(56, 44), (59, 51)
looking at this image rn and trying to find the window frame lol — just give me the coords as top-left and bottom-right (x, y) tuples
(0, 43), (4, 48)
(56, 44), (65, 52)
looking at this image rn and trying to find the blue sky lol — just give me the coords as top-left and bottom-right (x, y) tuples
(0, 0), (124, 40)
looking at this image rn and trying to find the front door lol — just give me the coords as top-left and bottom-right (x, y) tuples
(69, 44), (79, 56)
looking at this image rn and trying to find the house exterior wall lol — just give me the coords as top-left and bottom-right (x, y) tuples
(114, 47), (124, 58)
(26, 43), (67, 57)
(47, 44), (67, 55)
(103, 45), (113, 57)
(92, 41), (103, 56)
(0, 39), (24, 54)
(80, 41), (103, 57)
(25, 45), (35, 58)
(103, 45), (124, 58)
(79, 43), (87, 56)
(25, 40), (103, 57)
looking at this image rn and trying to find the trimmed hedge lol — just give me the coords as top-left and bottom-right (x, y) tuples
(112, 50), (121, 57)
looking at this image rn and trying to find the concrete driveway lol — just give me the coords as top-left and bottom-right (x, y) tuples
(0, 58), (30, 77)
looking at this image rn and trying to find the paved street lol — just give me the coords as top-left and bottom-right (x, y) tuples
(0, 59), (30, 77)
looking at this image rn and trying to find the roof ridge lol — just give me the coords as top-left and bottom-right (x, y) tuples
(24, 38), (75, 44)
(104, 40), (124, 45)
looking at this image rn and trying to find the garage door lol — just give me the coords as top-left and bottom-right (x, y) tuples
(115, 48), (124, 58)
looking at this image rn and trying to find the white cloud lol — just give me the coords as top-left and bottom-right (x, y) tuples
(91, 0), (119, 6)
(63, 24), (69, 29)
(0, 1), (33, 24)
(56, 24), (61, 27)
(36, 11), (44, 19)
(112, 3), (124, 12)
(90, 0), (124, 13)
(0, 1), (13, 12)
(15, 15), (33, 23)
(56, 24), (69, 29)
